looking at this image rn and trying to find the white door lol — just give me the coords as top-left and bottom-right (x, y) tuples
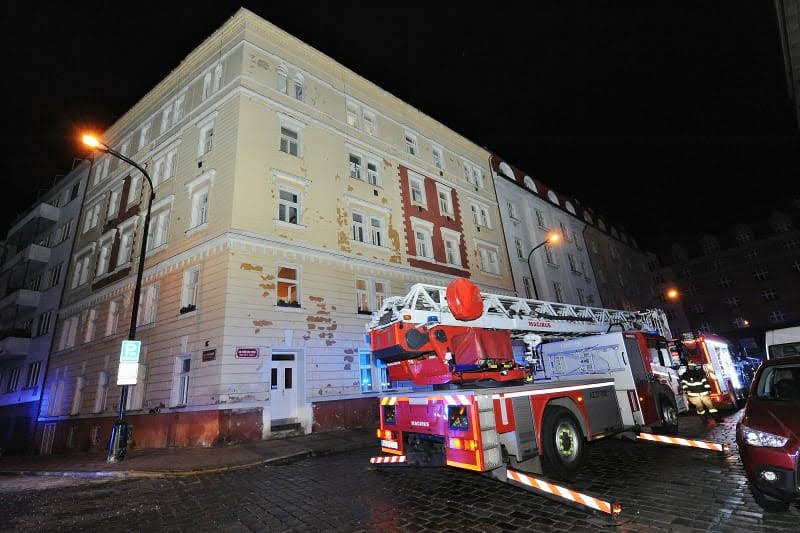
(270, 352), (297, 425)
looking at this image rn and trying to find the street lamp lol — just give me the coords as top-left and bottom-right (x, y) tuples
(666, 288), (680, 301)
(82, 134), (155, 463)
(526, 232), (560, 300)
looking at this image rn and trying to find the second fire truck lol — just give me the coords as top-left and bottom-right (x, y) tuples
(368, 278), (687, 487)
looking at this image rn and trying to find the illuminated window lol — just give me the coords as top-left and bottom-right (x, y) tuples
(277, 266), (299, 307)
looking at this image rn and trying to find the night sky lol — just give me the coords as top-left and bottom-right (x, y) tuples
(3, 2), (797, 260)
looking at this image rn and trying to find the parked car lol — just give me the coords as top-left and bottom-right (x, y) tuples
(736, 355), (800, 511)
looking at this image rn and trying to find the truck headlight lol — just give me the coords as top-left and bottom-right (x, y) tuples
(741, 423), (788, 448)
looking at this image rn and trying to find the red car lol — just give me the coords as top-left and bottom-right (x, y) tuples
(736, 355), (800, 510)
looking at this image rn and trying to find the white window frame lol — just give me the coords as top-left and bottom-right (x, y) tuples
(181, 267), (200, 311)
(471, 202), (491, 229)
(198, 120), (215, 156)
(277, 66), (288, 94)
(83, 202), (101, 233)
(363, 111), (376, 135)
(93, 371), (109, 413)
(107, 187), (122, 220)
(366, 159), (380, 186)
(139, 122), (151, 150)
(432, 146), (444, 169)
(84, 306), (98, 343)
(172, 355), (191, 407)
(137, 282), (159, 326)
(213, 63), (223, 92)
(202, 71), (212, 100)
(277, 185), (301, 225)
(294, 74), (304, 101)
(351, 211), (366, 243)
(116, 225), (135, 268)
(411, 218), (434, 260)
(370, 215), (386, 248)
(347, 103), (360, 129)
(436, 183), (453, 217)
(441, 228), (462, 267)
(404, 132), (418, 156)
(276, 264), (300, 308)
(106, 299), (120, 337)
(25, 361), (41, 389)
(349, 152), (363, 180)
(477, 243), (500, 275)
(355, 278), (388, 315)
(280, 125), (300, 156)
(409, 174), (426, 207)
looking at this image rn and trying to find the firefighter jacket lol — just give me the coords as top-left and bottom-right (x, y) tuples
(680, 366), (711, 396)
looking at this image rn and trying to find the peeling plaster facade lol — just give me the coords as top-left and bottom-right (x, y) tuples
(36, 8), (513, 452)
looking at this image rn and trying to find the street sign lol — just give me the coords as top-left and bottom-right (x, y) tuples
(236, 347), (259, 358)
(117, 340), (142, 385)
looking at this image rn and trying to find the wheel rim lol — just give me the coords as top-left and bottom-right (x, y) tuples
(663, 405), (677, 426)
(555, 421), (579, 462)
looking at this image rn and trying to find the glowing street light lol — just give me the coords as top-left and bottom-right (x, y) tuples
(82, 133), (155, 463)
(526, 232), (561, 300)
(666, 288), (680, 301)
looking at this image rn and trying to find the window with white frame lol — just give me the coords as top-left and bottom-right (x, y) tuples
(174, 356), (191, 406)
(58, 315), (79, 350)
(161, 104), (174, 134)
(352, 211), (366, 242)
(404, 133), (417, 156)
(507, 201), (518, 220)
(349, 153), (363, 180)
(174, 93), (186, 123)
(106, 299), (120, 336)
(119, 139), (130, 157)
(93, 157), (109, 185)
(190, 187), (209, 228)
(25, 361), (41, 389)
(363, 111), (376, 135)
(6, 367), (20, 392)
(278, 186), (300, 225)
(432, 146), (444, 169)
(568, 254), (579, 272)
(370, 216), (385, 247)
(276, 266), (300, 307)
(181, 267), (200, 312)
(127, 174), (143, 206)
(514, 238), (524, 260)
(437, 184), (453, 216)
(441, 228), (462, 267)
(544, 244), (556, 266)
(213, 63), (223, 92)
(84, 307), (98, 343)
(294, 75), (304, 101)
(478, 245), (500, 275)
(83, 203), (101, 233)
(71, 252), (92, 288)
(471, 203), (491, 228)
(277, 66), (288, 94)
(366, 159), (380, 186)
(126, 363), (147, 411)
(577, 287), (586, 305)
(198, 121), (214, 156)
(359, 349), (389, 393)
(137, 283), (159, 326)
(153, 147), (178, 186)
(535, 209), (546, 228)
(280, 125), (299, 156)
(552, 281), (564, 303)
(411, 219), (434, 259)
(36, 311), (52, 337)
(147, 207), (171, 251)
(70, 376), (85, 415)
(762, 288), (778, 302)
(471, 167), (484, 188)
(355, 278), (388, 315)
(93, 371), (109, 413)
(753, 268), (769, 281)
(202, 71), (212, 100)
(139, 122), (151, 149)
(409, 175), (426, 206)
(560, 222), (569, 241)
(117, 226), (135, 266)
(107, 188), (121, 220)
(347, 104), (360, 129)
(522, 277), (533, 299)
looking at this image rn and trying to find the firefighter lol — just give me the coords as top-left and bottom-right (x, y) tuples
(680, 360), (718, 417)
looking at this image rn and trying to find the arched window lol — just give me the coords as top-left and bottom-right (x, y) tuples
(523, 176), (537, 192)
(564, 201), (576, 215)
(547, 190), (559, 205)
(498, 162), (514, 179)
(293, 74), (304, 101)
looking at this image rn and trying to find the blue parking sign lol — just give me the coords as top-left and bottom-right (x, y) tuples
(120, 340), (141, 363)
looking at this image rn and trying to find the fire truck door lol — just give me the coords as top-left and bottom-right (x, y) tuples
(646, 338), (688, 412)
(623, 337), (659, 425)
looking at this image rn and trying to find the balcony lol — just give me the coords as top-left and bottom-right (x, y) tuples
(7, 202), (61, 244)
(0, 328), (32, 358)
(0, 288), (41, 315)
(1, 243), (51, 274)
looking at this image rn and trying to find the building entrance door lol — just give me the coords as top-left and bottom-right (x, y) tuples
(270, 352), (297, 426)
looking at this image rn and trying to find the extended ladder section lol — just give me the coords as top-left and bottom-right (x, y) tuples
(369, 283), (672, 339)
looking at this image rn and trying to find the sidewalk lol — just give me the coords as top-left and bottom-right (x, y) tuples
(0, 427), (377, 478)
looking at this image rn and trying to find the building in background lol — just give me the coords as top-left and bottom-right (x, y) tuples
(36, 8), (513, 453)
(0, 161), (89, 452)
(654, 208), (800, 358)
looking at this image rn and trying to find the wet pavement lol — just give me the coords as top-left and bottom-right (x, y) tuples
(0, 410), (798, 531)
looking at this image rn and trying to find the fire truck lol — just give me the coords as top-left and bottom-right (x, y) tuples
(669, 333), (746, 409)
(368, 278), (685, 501)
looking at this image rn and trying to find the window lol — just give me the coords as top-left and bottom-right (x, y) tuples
(363, 112), (375, 135)
(617, 272), (625, 287)
(544, 245), (556, 266)
(181, 268), (200, 312)
(712, 257), (724, 270)
(139, 122), (151, 149)
(573, 232), (582, 250)
(370, 216), (385, 247)
(199, 122), (214, 156)
(147, 206), (171, 251)
(746, 249), (758, 260)
(277, 266), (299, 307)
(84, 307), (98, 343)
(732, 317), (748, 328)
(83, 203), (101, 233)
(437, 186), (453, 216)
(280, 126), (299, 156)
(522, 277), (533, 299)
(441, 228), (462, 267)
(352, 212), (366, 242)
(568, 254), (579, 272)
(478, 246), (500, 275)
(213, 63), (223, 92)
(58, 315), (79, 350)
(349, 153), (363, 180)
(691, 303), (705, 314)
(137, 283), (159, 326)
(25, 361), (41, 389)
(507, 202), (518, 220)
(560, 222), (569, 241)
(769, 310), (786, 323)
(107, 188), (121, 220)
(6, 367), (20, 392)
(161, 105), (174, 134)
(366, 160), (380, 186)
(524, 175), (537, 192)
(278, 187), (300, 225)
(794, 260), (800, 274)
(117, 227), (134, 266)
(723, 296), (741, 308)
(119, 139), (130, 157)
(70, 376), (85, 415)
(71, 253), (92, 288)
(761, 289), (778, 302)
(202, 72), (212, 100)
(277, 66), (288, 94)
(409, 175), (426, 206)
(719, 275), (732, 288)
(753, 268), (769, 281)
(347, 105), (360, 129)
(359, 349), (389, 393)
(514, 238), (524, 260)
(96, 238), (112, 276)
(735, 229), (753, 243)
(471, 204), (491, 228)
(174, 94), (186, 123)
(404, 133), (417, 156)
(552, 281), (564, 303)
(415, 228), (433, 258)
(94, 371), (109, 413)
(432, 146), (444, 169)
(535, 209), (546, 228)
(106, 299), (120, 336)
(153, 148), (178, 186)
(93, 157), (109, 185)
(294, 75), (304, 101)
(176, 356), (191, 406)
(355, 278), (388, 315)
(36, 311), (52, 337)
(577, 288), (586, 306)
(465, 165), (484, 188)
(785, 239), (800, 250)
(190, 188), (209, 228)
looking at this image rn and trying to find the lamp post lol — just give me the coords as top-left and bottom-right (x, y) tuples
(83, 134), (155, 463)
(526, 232), (560, 300)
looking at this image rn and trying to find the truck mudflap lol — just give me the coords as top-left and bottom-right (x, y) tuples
(637, 432), (729, 452)
(498, 468), (622, 517)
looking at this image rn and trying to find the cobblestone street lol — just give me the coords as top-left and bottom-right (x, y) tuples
(1, 410), (798, 532)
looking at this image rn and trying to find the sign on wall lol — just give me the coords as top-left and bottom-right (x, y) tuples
(202, 349), (217, 362)
(117, 340), (141, 385)
(236, 347), (260, 359)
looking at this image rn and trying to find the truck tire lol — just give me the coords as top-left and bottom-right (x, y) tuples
(658, 396), (679, 435)
(540, 406), (586, 482)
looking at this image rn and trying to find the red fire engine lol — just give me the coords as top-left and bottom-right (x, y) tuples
(368, 278), (697, 515)
(669, 333), (746, 409)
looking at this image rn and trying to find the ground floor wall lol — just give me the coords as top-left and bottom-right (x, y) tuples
(0, 401), (38, 453)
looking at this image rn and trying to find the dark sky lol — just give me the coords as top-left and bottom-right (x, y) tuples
(3, 2), (798, 259)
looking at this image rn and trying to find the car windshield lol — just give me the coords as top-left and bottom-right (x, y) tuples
(755, 364), (800, 401)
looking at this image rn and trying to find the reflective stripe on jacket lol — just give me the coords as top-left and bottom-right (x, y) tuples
(680, 367), (711, 395)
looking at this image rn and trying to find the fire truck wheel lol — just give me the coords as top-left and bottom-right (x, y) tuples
(658, 396), (679, 435)
(541, 406), (585, 482)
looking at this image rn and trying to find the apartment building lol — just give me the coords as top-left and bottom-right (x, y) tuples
(491, 157), (601, 307)
(38, 8), (513, 452)
(0, 162), (89, 452)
